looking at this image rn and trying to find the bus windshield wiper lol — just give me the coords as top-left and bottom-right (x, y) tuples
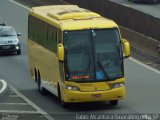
(97, 57), (110, 80)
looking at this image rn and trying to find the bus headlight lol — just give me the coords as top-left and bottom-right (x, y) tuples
(112, 82), (125, 89)
(65, 85), (80, 91)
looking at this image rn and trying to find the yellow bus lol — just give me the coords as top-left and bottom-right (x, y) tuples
(28, 5), (130, 107)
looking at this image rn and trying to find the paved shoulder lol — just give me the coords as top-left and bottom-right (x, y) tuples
(0, 86), (55, 120)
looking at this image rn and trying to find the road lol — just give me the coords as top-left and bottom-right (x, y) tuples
(0, 0), (160, 120)
(110, 0), (160, 18)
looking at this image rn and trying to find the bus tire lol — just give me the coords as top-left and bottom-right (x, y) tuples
(109, 100), (118, 106)
(34, 68), (37, 82)
(37, 71), (47, 95)
(58, 84), (68, 108)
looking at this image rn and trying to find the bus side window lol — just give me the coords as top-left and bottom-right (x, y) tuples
(29, 16), (35, 41)
(48, 27), (52, 51)
(52, 27), (57, 54)
(28, 16), (31, 39)
(57, 29), (62, 44)
(48, 26), (57, 53)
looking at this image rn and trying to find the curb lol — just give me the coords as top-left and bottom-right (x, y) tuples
(0, 79), (10, 102)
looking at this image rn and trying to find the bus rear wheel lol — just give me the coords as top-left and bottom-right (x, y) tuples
(109, 100), (118, 106)
(34, 69), (37, 82)
(37, 71), (47, 95)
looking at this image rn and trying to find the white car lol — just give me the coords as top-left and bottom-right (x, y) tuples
(0, 23), (21, 55)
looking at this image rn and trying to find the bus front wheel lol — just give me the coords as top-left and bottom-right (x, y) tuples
(109, 100), (118, 106)
(58, 84), (68, 108)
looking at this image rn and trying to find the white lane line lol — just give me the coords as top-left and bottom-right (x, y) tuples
(0, 103), (29, 105)
(122, 3), (130, 7)
(0, 79), (8, 94)
(9, 0), (30, 10)
(10, 86), (55, 120)
(0, 110), (39, 114)
(129, 57), (160, 74)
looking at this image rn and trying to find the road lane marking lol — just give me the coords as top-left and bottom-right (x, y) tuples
(9, 0), (30, 10)
(122, 3), (130, 7)
(0, 79), (8, 94)
(0, 103), (29, 105)
(10, 86), (55, 120)
(129, 57), (160, 74)
(0, 110), (39, 114)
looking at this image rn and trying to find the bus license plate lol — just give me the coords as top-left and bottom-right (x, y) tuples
(92, 94), (102, 98)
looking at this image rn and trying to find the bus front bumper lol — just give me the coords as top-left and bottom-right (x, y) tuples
(63, 86), (125, 103)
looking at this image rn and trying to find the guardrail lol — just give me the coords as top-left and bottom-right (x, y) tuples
(120, 26), (160, 59)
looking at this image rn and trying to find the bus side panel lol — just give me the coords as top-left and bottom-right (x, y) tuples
(28, 40), (60, 96)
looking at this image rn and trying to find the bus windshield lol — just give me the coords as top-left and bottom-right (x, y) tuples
(64, 28), (123, 82)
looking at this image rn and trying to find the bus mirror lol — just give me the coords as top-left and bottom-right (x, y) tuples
(122, 39), (130, 58)
(58, 44), (64, 61)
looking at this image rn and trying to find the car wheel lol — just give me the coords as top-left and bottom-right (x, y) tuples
(17, 49), (21, 55)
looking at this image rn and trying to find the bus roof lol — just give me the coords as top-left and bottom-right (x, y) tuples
(30, 5), (118, 30)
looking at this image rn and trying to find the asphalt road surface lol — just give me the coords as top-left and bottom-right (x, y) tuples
(0, 0), (160, 120)
(110, 0), (160, 18)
